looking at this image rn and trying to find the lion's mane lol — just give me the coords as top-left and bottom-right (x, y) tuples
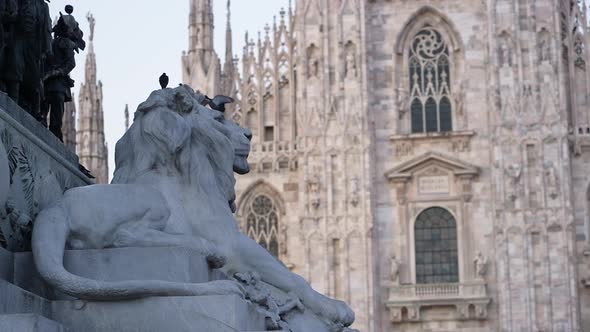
(111, 86), (237, 203)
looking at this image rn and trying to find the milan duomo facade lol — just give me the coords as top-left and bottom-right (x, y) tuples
(181, 0), (590, 331)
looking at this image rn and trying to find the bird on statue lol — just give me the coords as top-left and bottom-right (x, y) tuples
(201, 95), (234, 112)
(159, 73), (169, 89)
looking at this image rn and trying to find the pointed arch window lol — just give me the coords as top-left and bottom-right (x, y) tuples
(415, 207), (458, 284)
(409, 27), (453, 133)
(246, 195), (280, 257)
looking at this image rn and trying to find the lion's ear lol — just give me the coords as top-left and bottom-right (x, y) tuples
(142, 110), (190, 155)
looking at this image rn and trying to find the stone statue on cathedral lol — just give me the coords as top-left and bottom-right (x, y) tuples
(474, 252), (488, 280)
(345, 51), (356, 78)
(390, 254), (400, 284)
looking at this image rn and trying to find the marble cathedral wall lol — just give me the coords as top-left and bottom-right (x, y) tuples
(186, 0), (590, 330)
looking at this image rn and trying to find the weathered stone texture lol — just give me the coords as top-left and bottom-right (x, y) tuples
(187, 0), (590, 330)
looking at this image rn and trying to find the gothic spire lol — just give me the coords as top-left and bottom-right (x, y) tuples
(77, 13), (109, 184)
(224, 0), (233, 71)
(183, 0), (222, 95)
(222, 0), (236, 98)
(189, 0), (214, 51)
(85, 13), (97, 86)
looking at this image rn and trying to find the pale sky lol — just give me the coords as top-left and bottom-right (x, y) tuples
(46, 0), (290, 180)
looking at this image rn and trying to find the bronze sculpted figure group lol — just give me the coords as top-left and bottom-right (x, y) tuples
(0, 1), (83, 141)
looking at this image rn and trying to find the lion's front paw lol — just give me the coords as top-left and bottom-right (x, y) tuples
(310, 295), (355, 329)
(112, 229), (136, 247)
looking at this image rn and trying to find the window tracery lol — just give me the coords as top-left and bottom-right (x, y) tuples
(246, 195), (280, 257)
(415, 207), (459, 284)
(409, 27), (453, 133)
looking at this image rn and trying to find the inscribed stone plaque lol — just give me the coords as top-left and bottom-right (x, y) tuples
(418, 176), (450, 194)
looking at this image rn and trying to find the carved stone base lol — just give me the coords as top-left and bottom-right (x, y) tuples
(0, 314), (66, 332)
(1, 246), (268, 332)
(52, 295), (266, 332)
(12, 246), (220, 300)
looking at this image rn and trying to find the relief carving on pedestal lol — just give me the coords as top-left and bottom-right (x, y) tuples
(0, 128), (87, 251)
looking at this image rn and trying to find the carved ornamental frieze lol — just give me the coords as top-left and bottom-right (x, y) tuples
(390, 130), (475, 158)
(385, 151), (479, 204)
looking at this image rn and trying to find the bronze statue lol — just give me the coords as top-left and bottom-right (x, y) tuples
(2, 0), (52, 119)
(0, 0), (17, 92)
(41, 7), (83, 141)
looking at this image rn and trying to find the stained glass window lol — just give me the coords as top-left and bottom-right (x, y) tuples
(246, 195), (279, 257)
(409, 27), (453, 133)
(415, 207), (459, 284)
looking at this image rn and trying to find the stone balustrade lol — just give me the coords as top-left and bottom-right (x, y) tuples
(248, 141), (299, 173)
(386, 282), (491, 323)
(250, 141), (298, 156)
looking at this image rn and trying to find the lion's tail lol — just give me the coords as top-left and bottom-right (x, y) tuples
(32, 203), (232, 300)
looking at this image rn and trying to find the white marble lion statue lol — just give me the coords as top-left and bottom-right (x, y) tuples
(31, 85), (355, 331)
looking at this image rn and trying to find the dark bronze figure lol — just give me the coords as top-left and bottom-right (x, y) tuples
(2, 0), (52, 119)
(41, 8), (82, 141)
(0, 0), (17, 92)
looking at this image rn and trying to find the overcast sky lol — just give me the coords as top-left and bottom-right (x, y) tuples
(46, 0), (290, 180)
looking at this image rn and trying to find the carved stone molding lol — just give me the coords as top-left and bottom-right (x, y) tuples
(385, 151), (479, 203)
(386, 282), (491, 323)
(394, 141), (413, 157)
(247, 141), (299, 173)
(390, 130), (475, 156)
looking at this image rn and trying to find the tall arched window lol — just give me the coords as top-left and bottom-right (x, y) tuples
(415, 207), (458, 284)
(409, 27), (453, 133)
(245, 195), (279, 257)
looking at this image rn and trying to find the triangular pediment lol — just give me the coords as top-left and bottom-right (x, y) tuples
(385, 152), (479, 181)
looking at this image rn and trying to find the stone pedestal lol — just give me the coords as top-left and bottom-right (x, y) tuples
(52, 295), (266, 332)
(0, 96), (92, 252)
(0, 314), (66, 332)
(13, 246), (219, 300)
(1, 246), (271, 332)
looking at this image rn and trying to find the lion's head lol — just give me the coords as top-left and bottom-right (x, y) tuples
(112, 86), (252, 211)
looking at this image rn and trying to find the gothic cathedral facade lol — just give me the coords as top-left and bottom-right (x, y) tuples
(183, 0), (590, 331)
